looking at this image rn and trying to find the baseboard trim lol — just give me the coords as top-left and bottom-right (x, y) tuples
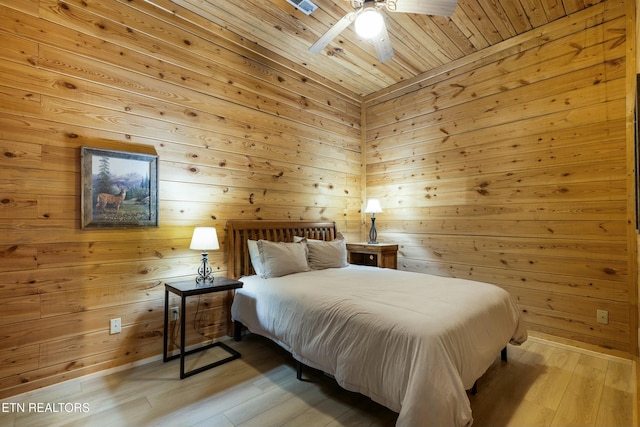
(528, 331), (633, 362)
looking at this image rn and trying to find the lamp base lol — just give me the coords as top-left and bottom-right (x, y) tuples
(195, 252), (214, 285)
(195, 275), (214, 285)
(368, 216), (378, 244)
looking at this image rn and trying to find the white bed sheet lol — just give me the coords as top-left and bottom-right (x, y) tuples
(231, 264), (527, 427)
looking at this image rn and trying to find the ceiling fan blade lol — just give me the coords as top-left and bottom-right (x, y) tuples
(386, 0), (457, 16)
(370, 21), (394, 62)
(309, 12), (356, 54)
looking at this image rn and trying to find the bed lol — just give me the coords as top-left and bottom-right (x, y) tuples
(227, 220), (527, 427)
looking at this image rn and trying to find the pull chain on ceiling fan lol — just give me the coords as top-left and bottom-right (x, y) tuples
(308, 0), (458, 62)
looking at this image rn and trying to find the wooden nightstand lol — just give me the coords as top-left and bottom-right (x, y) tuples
(346, 243), (398, 269)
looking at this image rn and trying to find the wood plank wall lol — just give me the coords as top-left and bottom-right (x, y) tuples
(0, 0), (362, 398)
(364, 0), (636, 354)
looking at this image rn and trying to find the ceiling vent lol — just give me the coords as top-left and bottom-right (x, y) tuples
(286, 0), (317, 15)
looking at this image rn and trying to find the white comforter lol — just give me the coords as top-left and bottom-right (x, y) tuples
(231, 265), (527, 427)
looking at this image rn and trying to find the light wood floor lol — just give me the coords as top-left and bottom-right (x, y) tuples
(0, 333), (635, 427)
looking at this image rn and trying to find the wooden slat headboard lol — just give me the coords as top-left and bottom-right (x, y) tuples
(226, 220), (337, 279)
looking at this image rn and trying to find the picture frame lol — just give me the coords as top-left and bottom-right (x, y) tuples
(81, 146), (159, 228)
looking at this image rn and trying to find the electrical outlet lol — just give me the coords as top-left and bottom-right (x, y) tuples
(110, 318), (122, 334)
(171, 306), (179, 321)
(596, 309), (608, 325)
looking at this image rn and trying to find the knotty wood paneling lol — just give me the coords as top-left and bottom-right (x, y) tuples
(0, 0), (361, 398)
(364, 0), (636, 353)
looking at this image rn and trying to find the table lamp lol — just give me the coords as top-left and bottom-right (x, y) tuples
(364, 199), (383, 244)
(190, 227), (220, 284)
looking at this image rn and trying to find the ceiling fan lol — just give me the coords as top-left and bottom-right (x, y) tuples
(308, 0), (458, 62)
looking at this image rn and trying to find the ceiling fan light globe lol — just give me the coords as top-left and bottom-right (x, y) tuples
(354, 9), (383, 39)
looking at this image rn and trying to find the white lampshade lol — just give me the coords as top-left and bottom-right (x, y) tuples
(189, 227), (220, 251)
(364, 199), (383, 214)
(354, 7), (384, 39)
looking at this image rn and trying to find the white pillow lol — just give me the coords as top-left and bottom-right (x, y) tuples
(256, 240), (310, 278)
(247, 239), (264, 276)
(294, 233), (348, 270)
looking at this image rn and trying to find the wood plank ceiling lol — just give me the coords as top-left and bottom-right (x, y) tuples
(169, 0), (602, 97)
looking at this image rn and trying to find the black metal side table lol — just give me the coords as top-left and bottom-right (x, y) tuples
(163, 277), (243, 379)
